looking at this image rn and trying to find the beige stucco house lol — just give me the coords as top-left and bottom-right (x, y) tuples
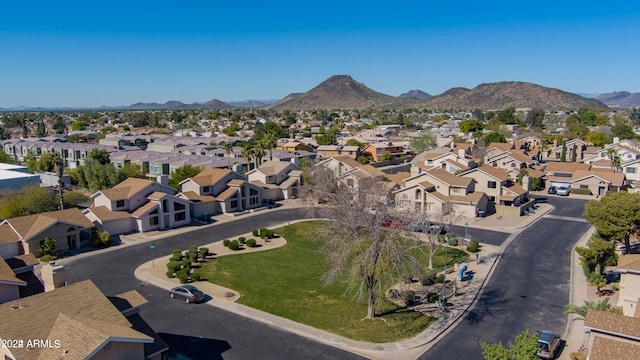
(178, 168), (263, 219)
(394, 168), (488, 218)
(247, 161), (302, 201)
(0, 208), (94, 257)
(616, 254), (640, 317)
(87, 177), (191, 234)
(0, 280), (167, 360)
(583, 309), (640, 360)
(412, 147), (477, 175)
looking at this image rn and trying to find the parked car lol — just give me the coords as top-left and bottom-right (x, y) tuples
(547, 186), (557, 195)
(411, 221), (447, 234)
(170, 285), (205, 304)
(380, 217), (403, 228)
(556, 186), (570, 196)
(536, 330), (561, 359)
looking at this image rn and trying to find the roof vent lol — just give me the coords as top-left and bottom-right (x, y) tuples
(11, 302), (24, 310)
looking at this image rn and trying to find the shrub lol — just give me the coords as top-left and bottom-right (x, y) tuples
(182, 258), (191, 269)
(388, 288), (402, 300)
(39, 254), (57, 263)
(189, 252), (198, 263)
(191, 272), (201, 282)
(404, 290), (416, 306)
(176, 269), (189, 284)
(571, 188), (592, 195)
(253, 229), (259, 236)
(170, 253), (182, 262)
(199, 247), (208, 259)
(426, 292), (441, 303)
(435, 274), (445, 284)
(259, 228), (275, 239)
(167, 261), (181, 272)
(448, 238), (459, 247)
(420, 269), (439, 285)
(238, 237), (246, 244)
(467, 240), (480, 253)
(172, 249), (182, 257)
(89, 229), (111, 247)
(39, 237), (58, 258)
(223, 239), (230, 247)
(166, 270), (175, 278)
(228, 240), (240, 250)
(570, 352), (587, 360)
(582, 263), (594, 278)
(246, 239), (257, 248)
(188, 246), (198, 257)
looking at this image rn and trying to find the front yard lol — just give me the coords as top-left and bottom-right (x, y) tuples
(195, 220), (468, 343)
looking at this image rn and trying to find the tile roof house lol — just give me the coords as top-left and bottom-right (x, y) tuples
(583, 309), (640, 360)
(460, 165), (529, 207)
(0, 279), (167, 360)
(0, 208), (94, 258)
(86, 177), (191, 234)
(616, 254), (640, 317)
(247, 160), (302, 201)
(316, 145), (362, 160)
(178, 168), (263, 219)
(544, 162), (625, 196)
(412, 146), (478, 175)
(393, 168), (488, 218)
(362, 142), (409, 162)
(315, 156), (387, 190)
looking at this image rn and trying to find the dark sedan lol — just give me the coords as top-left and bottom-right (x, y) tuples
(170, 285), (205, 304)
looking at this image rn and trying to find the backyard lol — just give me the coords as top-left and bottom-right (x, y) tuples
(195, 220), (469, 343)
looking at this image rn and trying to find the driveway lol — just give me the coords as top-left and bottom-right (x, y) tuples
(419, 197), (590, 359)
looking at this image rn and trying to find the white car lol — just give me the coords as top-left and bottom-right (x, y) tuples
(556, 186), (570, 196)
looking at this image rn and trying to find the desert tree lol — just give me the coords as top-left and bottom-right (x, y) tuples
(304, 170), (422, 319)
(409, 131), (437, 153)
(584, 191), (640, 254)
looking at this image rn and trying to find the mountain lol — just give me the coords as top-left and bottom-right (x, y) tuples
(128, 99), (231, 110)
(596, 92), (640, 108)
(268, 75), (397, 110)
(399, 90), (433, 99)
(422, 82), (607, 111)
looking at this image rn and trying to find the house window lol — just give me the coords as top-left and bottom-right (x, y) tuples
(250, 188), (258, 196)
(230, 200), (238, 208)
(175, 202), (185, 211)
(451, 187), (462, 194)
(510, 163), (516, 168)
(555, 152), (561, 157)
(203, 186), (210, 193)
(174, 212), (186, 222)
(149, 216), (159, 226)
(116, 200), (125, 208)
(427, 160), (433, 165)
(488, 181), (497, 189)
(580, 185), (589, 189)
(154, 166), (160, 173)
(626, 167), (636, 174)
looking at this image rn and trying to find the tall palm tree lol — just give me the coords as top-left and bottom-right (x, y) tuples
(241, 146), (252, 173)
(222, 142), (234, 169)
(563, 298), (621, 321)
(252, 147), (266, 170)
(53, 153), (65, 210)
(261, 129), (279, 161)
(606, 147), (617, 160)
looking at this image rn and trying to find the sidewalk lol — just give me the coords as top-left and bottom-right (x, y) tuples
(133, 201), (553, 359)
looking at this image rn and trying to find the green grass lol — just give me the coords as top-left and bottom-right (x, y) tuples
(196, 221), (468, 343)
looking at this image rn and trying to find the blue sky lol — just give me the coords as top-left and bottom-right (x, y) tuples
(1, 1), (639, 108)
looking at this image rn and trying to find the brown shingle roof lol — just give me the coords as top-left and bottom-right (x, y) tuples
(0, 257), (26, 285)
(179, 191), (216, 202)
(585, 309), (640, 339)
(98, 177), (157, 200)
(5, 208), (94, 241)
(132, 202), (158, 217)
(257, 160), (296, 176)
(0, 280), (152, 360)
(5, 254), (38, 270)
(428, 168), (474, 187)
(189, 168), (232, 187)
(589, 335), (640, 360)
(109, 290), (149, 313)
(0, 222), (20, 244)
(476, 165), (510, 181)
(217, 187), (237, 201)
(147, 191), (170, 200)
(544, 161), (591, 173)
(385, 172), (412, 186)
(88, 206), (132, 221)
(228, 179), (245, 186)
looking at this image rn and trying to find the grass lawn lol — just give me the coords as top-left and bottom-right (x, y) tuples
(196, 221), (468, 343)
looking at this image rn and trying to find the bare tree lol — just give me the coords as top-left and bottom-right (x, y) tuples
(305, 171), (422, 319)
(53, 154), (65, 210)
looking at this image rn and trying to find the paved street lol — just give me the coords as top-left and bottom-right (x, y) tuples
(419, 196), (590, 360)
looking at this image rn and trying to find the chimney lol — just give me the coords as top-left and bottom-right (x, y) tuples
(41, 262), (67, 292)
(553, 139), (558, 147)
(522, 175), (530, 192)
(157, 174), (169, 186)
(458, 148), (466, 159)
(450, 141), (455, 150)
(613, 136), (620, 144)
(291, 156), (299, 166)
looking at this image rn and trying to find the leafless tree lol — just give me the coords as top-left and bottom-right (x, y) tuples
(305, 170), (422, 319)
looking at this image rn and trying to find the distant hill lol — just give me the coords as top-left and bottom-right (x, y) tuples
(399, 89), (433, 99)
(422, 82), (607, 111)
(128, 99), (231, 110)
(596, 91), (640, 108)
(227, 100), (270, 108)
(268, 75), (397, 110)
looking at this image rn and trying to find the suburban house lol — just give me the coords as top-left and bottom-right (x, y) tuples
(276, 139), (315, 152)
(543, 138), (590, 162)
(316, 145), (362, 160)
(315, 156), (387, 189)
(393, 168), (488, 218)
(0, 279), (168, 360)
(412, 146), (478, 175)
(582, 309), (640, 360)
(247, 160), (302, 201)
(178, 168), (263, 219)
(86, 177), (191, 235)
(460, 165), (530, 215)
(0, 253), (39, 304)
(0, 257), (26, 304)
(362, 142), (409, 162)
(0, 208), (94, 257)
(616, 254), (640, 317)
(544, 162), (625, 196)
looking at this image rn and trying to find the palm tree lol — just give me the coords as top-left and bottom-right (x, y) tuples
(563, 298), (621, 321)
(261, 129), (279, 161)
(222, 142), (233, 169)
(241, 146), (252, 173)
(252, 147), (266, 169)
(606, 147), (617, 160)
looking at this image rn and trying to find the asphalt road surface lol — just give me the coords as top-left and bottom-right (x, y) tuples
(419, 196), (590, 360)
